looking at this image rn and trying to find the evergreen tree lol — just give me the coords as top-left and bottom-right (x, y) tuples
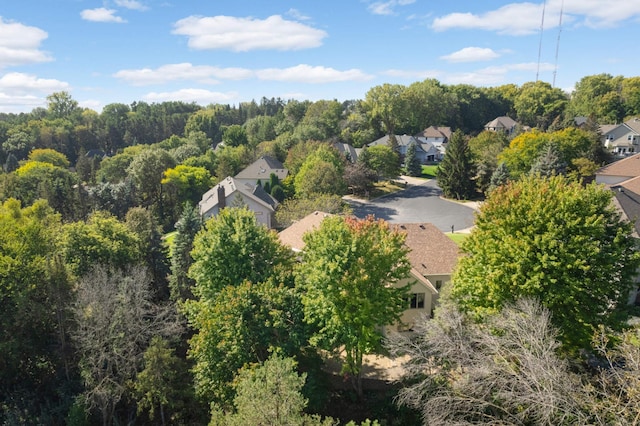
(404, 141), (422, 177)
(529, 142), (566, 177)
(436, 130), (475, 200)
(169, 203), (202, 302)
(4, 152), (18, 173)
(488, 162), (510, 192)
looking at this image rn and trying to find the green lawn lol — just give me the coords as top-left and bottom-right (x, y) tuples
(421, 165), (438, 179)
(446, 232), (469, 246)
(367, 180), (406, 199)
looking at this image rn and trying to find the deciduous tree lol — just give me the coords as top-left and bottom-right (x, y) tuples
(450, 174), (640, 350)
(188, 207), (293, 299)
(72, 265), (181, 426)
(297, 216), (411, 398)
(387, 299), (589, 425)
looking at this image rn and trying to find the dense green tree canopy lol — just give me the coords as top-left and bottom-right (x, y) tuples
(0, 199), (67, 403)
(186, 279), (308, 407)
(450, 175), (640, 350)
(297, 216), (411, 398)
(62, 211), (141, 277)
(188, 207), (293, 299)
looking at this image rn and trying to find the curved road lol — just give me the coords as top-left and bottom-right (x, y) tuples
(347, 179), (477, 233)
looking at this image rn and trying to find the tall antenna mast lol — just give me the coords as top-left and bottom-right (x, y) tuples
(552, 0), (564, 87)
(536, 0), (547, 82)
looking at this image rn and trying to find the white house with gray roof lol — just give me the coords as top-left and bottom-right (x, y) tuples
(600, 118), (640, 156)
(367, 134), (442, 163)
(199, 176), (279, 228)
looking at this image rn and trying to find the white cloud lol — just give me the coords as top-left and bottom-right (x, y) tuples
(115, 0), (148, 11)
(256, 65), (373, 83)
(442, 62), (556, 85)
(440, 47), (501, 63)
(114, 63), (253, 85)
(172, 15), (327, 51)
(79, 99), (102, 111)
(286, 8), (310, 21)
(432, 3), (546, 35)
(0, 72), (70, 112)
(115, 63), (372, 85)
(0, 72), (69, 94)
(368, 0), (416, 16)
(144, 88), (239, 104)
(0, 19), (51, 68)
(381, 69), (441, 79)
(432, 0), (640, 35)
(80, 8), (126, 23)
(560, 0), (640, 27)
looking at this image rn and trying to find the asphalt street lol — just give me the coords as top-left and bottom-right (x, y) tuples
(347, 179), (477, 233)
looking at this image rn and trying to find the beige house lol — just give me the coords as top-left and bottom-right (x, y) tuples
(596, 155), (640, 304)
(198, 176), (279, 228)
(278, 213), (462, 333)
(484, 116), (519, 135)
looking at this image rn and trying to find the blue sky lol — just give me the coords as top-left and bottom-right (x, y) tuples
(1, 0), (640, 113)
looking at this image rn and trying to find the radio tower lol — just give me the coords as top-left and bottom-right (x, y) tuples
(552, 0), (564, 87)
(535, 0), (547, 82)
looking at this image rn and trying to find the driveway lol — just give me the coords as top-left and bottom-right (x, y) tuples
(347, 179), (477, 233)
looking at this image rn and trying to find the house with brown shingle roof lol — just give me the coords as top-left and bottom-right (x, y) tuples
(595, 152), (640, 186)
(389, 223), (461, 332)
(278, 212), (462, 331)
(596, 154), (640, 304)
(484, 116), (519, 135)
(277, 211), (333, 252)
(415, 126), (452, 144)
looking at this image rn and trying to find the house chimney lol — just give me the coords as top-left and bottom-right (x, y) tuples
(217, 185), (226, 210)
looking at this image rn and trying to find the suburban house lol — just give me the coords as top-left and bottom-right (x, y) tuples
(234, 155), (288, 188)
(333, 142), (361, 163)
(415, 125), (451, 144)
(278, 212), (462, 332)
(595, 152), (640, 186)
(484, 116), (519, 135)
(600, 118), (640, 156)
(367, 134), (442, 163)
(198, 176), (279, 228)
(595, 154), (640, 304)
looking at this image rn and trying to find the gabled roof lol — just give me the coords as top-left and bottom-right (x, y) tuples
(485, 116), (518, 130)
(278, 215), (461, 276)
(596, 153), (640, 178)
(611, 182), (640, 238)
(278, 211), (333, 252)
(599, 124), (619, 135)
(199, 176), (277, 215)
(625, 117), (640, 133)
(395, 223), (461, 276)
(333, 142), (359, 162)
(234, 155), (288, 182)
(415, 126), (452, 140)
(368, 134), (417, 147)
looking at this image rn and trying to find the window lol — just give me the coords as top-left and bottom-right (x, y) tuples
(435, 280), (443, 290)
(409, 293), (425, 309)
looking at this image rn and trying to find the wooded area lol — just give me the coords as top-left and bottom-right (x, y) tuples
(2, 73), (640, 425)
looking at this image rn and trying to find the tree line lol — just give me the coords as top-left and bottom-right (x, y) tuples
(2, 72), (640, 424)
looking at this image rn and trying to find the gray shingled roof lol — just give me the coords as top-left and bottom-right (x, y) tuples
(235, 155), (288, 181)
(199, 176), (277, 216)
